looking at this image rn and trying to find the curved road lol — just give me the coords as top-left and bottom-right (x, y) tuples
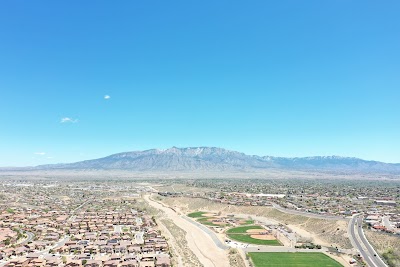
(17, 231), (34, 245)
(348, 215), (387, 267)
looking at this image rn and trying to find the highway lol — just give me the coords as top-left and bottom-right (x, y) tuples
(348, 215), (387, 267)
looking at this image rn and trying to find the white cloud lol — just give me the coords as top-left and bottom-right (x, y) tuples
(47, 156), (54, 159)
(104, 95), (111, 100)
(34, 152), (46, 155)
(60, 117), (78, 123)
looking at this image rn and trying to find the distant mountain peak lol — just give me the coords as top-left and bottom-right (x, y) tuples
(33, 146), (400, 174)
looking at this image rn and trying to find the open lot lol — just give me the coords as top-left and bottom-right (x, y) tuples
(248, 252), (343, 267)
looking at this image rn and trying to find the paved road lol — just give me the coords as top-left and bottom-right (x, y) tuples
(271, 203), (347, 221)
(114, 225), (122, 233)
(17, 231), (34, 245)
(0, 236), (70, 267)
(348, 215), (387, 267)
(382, 216), (394, 232)
(182, 216), (229, 250)
(68, 199), (91, 221)
(135, 231), (144, 244)
(135, 217), (143, 226)
(52, 236), (70, 249)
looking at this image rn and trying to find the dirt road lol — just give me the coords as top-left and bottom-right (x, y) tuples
(144, 194), (230, 267)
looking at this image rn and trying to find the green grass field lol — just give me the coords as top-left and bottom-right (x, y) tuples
(226, 225), (263, 233)
(228, 234), (282, 245)
(226, 225), (282, 245)
(188, 211), (206, 218)
(197, 217), (229, 227)
(248, 252), (343, 267)
(240, 220), (254, 225)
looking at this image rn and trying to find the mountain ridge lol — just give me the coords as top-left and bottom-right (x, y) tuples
(27, 146), (400, 174)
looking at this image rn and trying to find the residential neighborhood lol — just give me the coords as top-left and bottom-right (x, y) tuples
(0, 181), (171, 267)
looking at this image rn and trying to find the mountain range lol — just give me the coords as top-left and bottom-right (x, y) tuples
(32, 147), (400, 174)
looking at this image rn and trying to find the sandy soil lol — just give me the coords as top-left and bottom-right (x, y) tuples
(144, 194), (230, 267)
(250, 234), (276, 240)
(246, 229), (265, 234)
(156, 219), (184, 267)
(286, 223), (328, 246)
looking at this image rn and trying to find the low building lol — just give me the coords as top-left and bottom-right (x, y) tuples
(374, 200), (397, 206)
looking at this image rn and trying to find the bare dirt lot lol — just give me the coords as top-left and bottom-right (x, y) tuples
(246, 229), (265, 234)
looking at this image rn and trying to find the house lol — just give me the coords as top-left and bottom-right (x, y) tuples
(65, 260), (82, 267)
(44, 258), (62, 267)
(122, 255), (136, 262)
(120, 260), (139, 267)
(139, 261), (155, 267)
(84, 260), (103, 267)
(25, 253), (41, 259)
(75, 254), (91, 260)
(372, 225), (386, 231)
(14, 246), (29, 256)
(374, 200), (397, 206)
(29, 259), (45, 267)
(109, 254), (121, 261)
(155, 256), (170, 267)
(103, 260), (119, 267)
(6, 258), (30, 267)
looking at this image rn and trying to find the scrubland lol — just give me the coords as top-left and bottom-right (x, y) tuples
(161, 196), (352, 249)
(365, 229), (400, 267)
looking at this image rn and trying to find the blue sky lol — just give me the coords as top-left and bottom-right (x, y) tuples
(1, 1), (399, 166)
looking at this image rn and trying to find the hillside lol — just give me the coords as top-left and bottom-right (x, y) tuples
(30, 147), (400, 174)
